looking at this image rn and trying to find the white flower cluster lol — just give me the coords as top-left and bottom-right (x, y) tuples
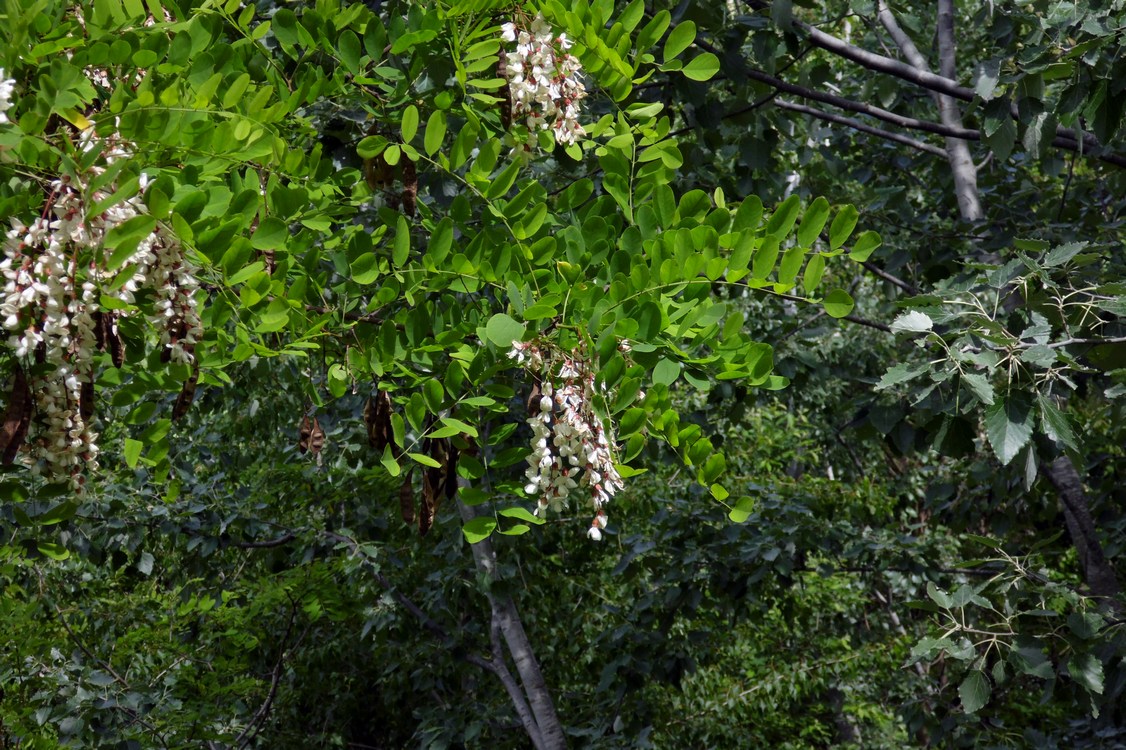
(510, 342), (624, 540)
(1, 135), (202, 486)
(500, 14), (586, 147)
(0, 69), (16, 124)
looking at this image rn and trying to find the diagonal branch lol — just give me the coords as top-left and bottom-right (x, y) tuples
(786, 12), (1106, 155)
(742, 67), (1126, 169)
(774, 99), (946, 156)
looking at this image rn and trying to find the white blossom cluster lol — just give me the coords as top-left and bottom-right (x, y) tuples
(510, 342), (624, 541)
(1, 135), (202, 486)
(0, 68), (15, 124)
(500, 14), (587, 147)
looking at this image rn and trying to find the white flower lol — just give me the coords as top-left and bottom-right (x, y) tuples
(0, 69), (16, 124)
(500, 14), (586, 150)
(587, 525), (602, 541)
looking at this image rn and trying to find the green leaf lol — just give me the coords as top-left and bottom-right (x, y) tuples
(663, 21), (696, 62)
(822, 289), (854, 318)
(728, 496), (755, 523)
(797, 196), (830, 247)
(485, 313), (525, 347)
(1067, 612), (1105, 640)
(681, 53), (719, 81)
(424, 109), (447, 156)
(408, 452), (442, 468)
(37, 501), (77, 526)
(251, 217), (287, 250)
(427, 218), (453, 264)
(959, 670), (990, 713)
(848, 230), (882, 262)
(765, 194), (800, 238)
(1044, 241), (1088, 267)
(36, 541), (70, 560)
(653, 358), (681, 386)
(498, 506), (545, 525)
(462, 516), (497, 544)
(1038, 394), (1078, 451)
(124, 438), (143, 468)
(350, 253), (380, 285)
(962, 373), (995, 405)
(1068, 653), (1104, 695)
(828, 205), (859, 250)
(985, 397), (1035, 465)
(401, 104), (419, 143)
(393, 215), (410, 266)
(802, 253), (826, 293)
(380, 444), (401, 477)
(357, 135), (388, 158)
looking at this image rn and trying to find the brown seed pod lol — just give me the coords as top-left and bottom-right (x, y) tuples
(172, 361), (199, 422)
(443, 441), (459, 501)
(399, 471), (416, 525)
(107, 315), (125, 368)
(363, 390), (395, 452)
(0, 364), (33, 465)
(526, 380), (542, 418)
(80, 379), (95, 422)
(298, 415), (325, 455)
(419, 437), (452, 536)
(418, 473), (435, 536)
(364, 152), (394, 191)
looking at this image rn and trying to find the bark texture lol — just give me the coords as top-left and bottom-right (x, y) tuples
(458, 499), (568, 750)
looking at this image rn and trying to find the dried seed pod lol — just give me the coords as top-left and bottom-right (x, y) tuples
(0, 364), (33, 465)
(106, 314), (125, 368)
(401, 159), (417, 217)
(525, 380), (542, 418)
(363, 390), (394, 452)
(443, 442), (459, 501)
(418, 474), (436, 536)
(419, 437), (451, 536)
(399, 471), (416, 525)
(80, 379), (95, 422)
(298, 415), (325, 455)
(364, 152), (394, 191)
(172, 361), (199, 422)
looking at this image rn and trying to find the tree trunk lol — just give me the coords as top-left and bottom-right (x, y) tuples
(877, 0), (982, 221)
(457, 499), (568, 750)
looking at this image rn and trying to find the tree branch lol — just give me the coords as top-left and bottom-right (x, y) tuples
(860, 260), (919, 295)
(787, 11), (1108, 156)
(743, 66), (1126, 169)
(457, 498), (567, 750)
(773, 98), (946, 156)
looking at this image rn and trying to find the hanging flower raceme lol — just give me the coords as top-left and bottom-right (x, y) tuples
(1, 131), (202, 488)
(0, 69), (15, 124)
(509, 341), (624, 540)
(499, 13), (587, 148)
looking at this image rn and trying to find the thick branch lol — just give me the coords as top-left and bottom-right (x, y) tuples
(934, 0), (983, 220)
(789, 12), (1105, 155)
(875, 0), (933, 80)
(1043, 456), (1122, 605)
(457, 499), (567, 750)
(745, 67), (1126, 169)
(774, 98), (946, 156)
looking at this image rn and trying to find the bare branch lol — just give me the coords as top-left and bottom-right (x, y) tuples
(742, 67), (1126, 169)
(774, 98), (946, 156)
(859, 260), (919, 295)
